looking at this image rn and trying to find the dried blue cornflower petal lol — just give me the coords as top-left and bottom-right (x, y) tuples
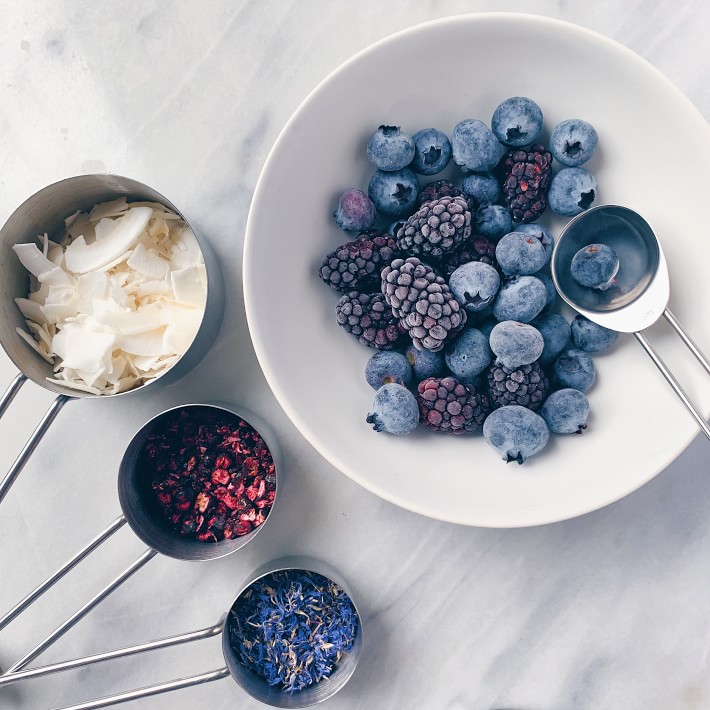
(229, 570), (359, 693)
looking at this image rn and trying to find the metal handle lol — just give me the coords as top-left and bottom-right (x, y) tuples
(663, 309), (710, 377)
(3, 548), (158, 674)
(0, 515), (128, 632)
(634, 331), (710, 441)
(54, 667), (231, 710)
(0, 372), (27, 418)
(0, 393), (70, 505)
(0, 619), (223, 688)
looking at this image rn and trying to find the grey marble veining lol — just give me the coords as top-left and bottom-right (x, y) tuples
(0, 1), (709, 708)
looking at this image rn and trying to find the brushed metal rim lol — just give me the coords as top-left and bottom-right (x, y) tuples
(222, 555), (363, 708)
(118, 401), (281, 562)
(0, 173), (224, 399)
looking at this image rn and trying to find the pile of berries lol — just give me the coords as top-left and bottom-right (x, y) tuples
(318, 97), (615, 465)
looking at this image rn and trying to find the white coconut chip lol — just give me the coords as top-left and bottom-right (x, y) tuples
(13, 199), (206, 395)
(64, 206), (152, 274)
(16, 327), (54, 363)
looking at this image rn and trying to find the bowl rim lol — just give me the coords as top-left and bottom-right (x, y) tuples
(243, 12), (709, 528)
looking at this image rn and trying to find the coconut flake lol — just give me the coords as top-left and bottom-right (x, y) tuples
(127, 243), (169, 279)
(64, 206), (152, 274)
(163, 305), (202, 354)
(12, 244), (73, 286)
(76, 272), (108, 314)
(16, 327), (54, 363)
(15, 297), (47, 324)
(93, 302), (168, 335)
(13, 198), (206, 394)
(171, 265), (207, 307)
(117, 329), (167, 356)
(169, 227), (203, 269)
(52, 322), (116, 372)
(89, 197), (129, 221)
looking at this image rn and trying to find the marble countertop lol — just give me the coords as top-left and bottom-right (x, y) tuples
(1, 1), (709, 708)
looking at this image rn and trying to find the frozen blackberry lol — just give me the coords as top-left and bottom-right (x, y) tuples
(417, 179), (469, 207)
(335, 291), (404, 349)
(381, 257), (437, 319)
(440, 236), (499, 279)
(396, 195), (471, 259)
(500, 144), (553, 223)
(417, 376), (491, 434)
(319, 232), (398, 292)
(382, 257), (466, 352)
(487, 360), (549, 411)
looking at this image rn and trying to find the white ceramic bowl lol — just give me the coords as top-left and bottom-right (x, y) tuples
(244, 14), (710, 527)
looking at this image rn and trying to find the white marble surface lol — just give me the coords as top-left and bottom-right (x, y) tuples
(0, 1), (709, 708)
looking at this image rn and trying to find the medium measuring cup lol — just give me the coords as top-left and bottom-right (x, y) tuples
(551, 204), (710, 439)
(0, 402), (279, 677)
(0, 174), (225, 505)
(0, 557), (362, 710)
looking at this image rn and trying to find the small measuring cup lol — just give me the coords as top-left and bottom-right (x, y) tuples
(0, 557), (362, 709)
(0, 174), (225, 505)
(0, 402), (279, 676)
(551, 204), (710, 439)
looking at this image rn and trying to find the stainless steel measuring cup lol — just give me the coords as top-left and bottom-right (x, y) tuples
(551, 204), (710, 439)
(0, 557), (363, 710)
(0, 174), (225, 505)
(0, 402), (279, 677)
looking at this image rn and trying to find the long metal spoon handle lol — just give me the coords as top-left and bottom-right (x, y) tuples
(0, 515), (128, 632)
(0, 393), (70, 505)
(635, 332), (710, 441)
(663, 309), (710, 377)
(3, 548), (158, 675)
(0, 620), (223, 687)
(0, 373), (27, 419)
(54, 667), (231, 710)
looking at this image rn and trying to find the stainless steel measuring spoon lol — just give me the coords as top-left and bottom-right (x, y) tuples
(0, 174), (225, 505)
(551, 204), (710, 439)
(0, 557), (362, 710)
(0, 402), (279, 676)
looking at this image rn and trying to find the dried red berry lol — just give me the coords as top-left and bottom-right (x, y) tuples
(211, 468), (230, 485)
(145, 408), (277, 544)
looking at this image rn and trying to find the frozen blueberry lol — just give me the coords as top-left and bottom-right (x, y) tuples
(410, 128), (452, 175)
(570, 315), (619, 353)
(492, 276), (547, 323)
(476, 205), (513, 241)
(495, 232), (547, 276)
(532, 314), (571, 364)
(461, 172), (500, 207)
(514, 224), (553, 268)
(570, 244), (619, 290)
(366, 383), (419, 436)
(541, 388), (590, 434)
(405, 344), (446, 380)
(548, 168), (597, 216)
(368, 168), (419, 218)
(333, 188), (376, 231)
(554, 348), (595, 392)
(451, 119), (504, 172)
(550, 119), (598, 167)
(366, 125), (416, 171)
(483, 405), (550, 464)
(445, 328), (492, 382)
(489, 321), (544, 369)
(491, 97), (544, 147)
(365, 351), (413, 390)
(449, 261), (501, 314)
